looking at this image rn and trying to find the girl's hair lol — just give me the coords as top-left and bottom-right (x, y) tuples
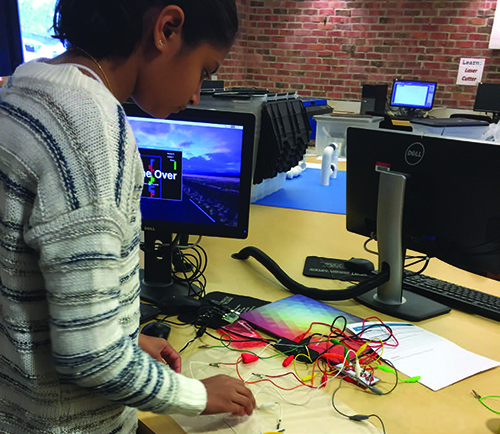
(52, 0), (238, 58)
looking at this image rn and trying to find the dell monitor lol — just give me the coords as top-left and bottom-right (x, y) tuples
(346, 127), (500, 321)
(390, 79), (437, 116)
(123, 103), (255, 305)
(473, 82), (500, 122)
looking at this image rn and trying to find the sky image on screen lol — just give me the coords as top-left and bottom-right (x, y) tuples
(129, 116), (245, 229)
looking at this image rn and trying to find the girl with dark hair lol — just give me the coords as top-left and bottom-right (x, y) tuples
(0, 1), (255, 433)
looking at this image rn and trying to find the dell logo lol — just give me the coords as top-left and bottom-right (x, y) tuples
(405, 142), (425, 165)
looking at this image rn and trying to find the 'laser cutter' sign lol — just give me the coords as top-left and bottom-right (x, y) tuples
(456, 58), (485, 86)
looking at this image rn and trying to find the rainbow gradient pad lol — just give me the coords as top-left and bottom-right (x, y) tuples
(239, 294), (361, 343)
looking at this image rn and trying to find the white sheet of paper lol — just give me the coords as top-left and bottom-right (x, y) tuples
(348, 322), (500, 391)
(173, 347), (383, 434)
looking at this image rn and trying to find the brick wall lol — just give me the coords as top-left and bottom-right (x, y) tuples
(217, 0), (500, 110)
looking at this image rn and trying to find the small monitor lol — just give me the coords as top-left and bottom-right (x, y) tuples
(390, 79), (437, 111)
(123, 103), (256, 304)
(473, 82), (500, 122)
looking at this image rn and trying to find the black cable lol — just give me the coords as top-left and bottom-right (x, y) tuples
(331, 378), (387, 434)
(232, 246), (390, 301)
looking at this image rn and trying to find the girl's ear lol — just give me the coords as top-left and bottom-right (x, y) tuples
(154, 5), (185, 52)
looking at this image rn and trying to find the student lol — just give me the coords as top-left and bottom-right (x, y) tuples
(0, 0), (255, 433)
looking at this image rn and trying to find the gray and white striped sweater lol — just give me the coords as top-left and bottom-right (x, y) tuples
(0, 60), (206, 434)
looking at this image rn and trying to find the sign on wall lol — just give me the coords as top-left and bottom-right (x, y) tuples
(456, 58), (485, 86)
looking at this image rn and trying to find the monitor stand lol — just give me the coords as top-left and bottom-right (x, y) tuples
(140, 228), (200, 306)
(355, 170), (451, 321)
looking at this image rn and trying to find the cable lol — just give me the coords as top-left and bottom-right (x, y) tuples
(232, 246), (390, 301)
(331, 378), (387, 434)
(472, 390), (500, 414)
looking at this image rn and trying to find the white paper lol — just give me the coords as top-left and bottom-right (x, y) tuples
(173, 347), (383, 434)
(348, 322), (500, 391)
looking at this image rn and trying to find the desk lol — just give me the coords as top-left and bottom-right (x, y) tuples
(138, 205), (500, 434)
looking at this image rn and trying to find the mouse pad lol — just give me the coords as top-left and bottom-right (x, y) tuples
(303, 256), (369, 281)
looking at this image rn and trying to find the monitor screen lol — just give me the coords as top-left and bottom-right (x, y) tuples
(473, 82), (500, 115)
(124, 105), (255, 239)
(1, 0), (64, 77)
(18, 0), (64, 63)
(390, 79), (437, 110)
(0, 0), (23, 77)
(346, 127), (500, 318)
(123, 103), (255, 303)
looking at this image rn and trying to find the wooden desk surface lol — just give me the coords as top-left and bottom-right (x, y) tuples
(139, 205), (500, 434)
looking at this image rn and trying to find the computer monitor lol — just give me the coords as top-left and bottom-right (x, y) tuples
(123, 103), (255, 304)
(346, 127), (500, 321)
(390, 79), (437, 113)
(473, 82), (500, 122)
(1, 0), (65, 78)
(0, 0), (24, 77)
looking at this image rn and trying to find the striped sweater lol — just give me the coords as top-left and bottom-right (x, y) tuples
(0, 60), (206, 433)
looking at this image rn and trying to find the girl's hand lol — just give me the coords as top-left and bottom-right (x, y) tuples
(138, 334), (182, 373)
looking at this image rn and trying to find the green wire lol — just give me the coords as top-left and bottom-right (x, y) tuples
(473, 390), (500, 414)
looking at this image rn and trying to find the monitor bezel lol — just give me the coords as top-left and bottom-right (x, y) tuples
(390, 79), (437, 110)
(123, 102), (255, 240)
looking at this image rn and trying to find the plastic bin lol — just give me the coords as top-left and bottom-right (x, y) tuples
(314, 114), (384, 158)
(193, 91), (310, 200)
(301, 98), (333, 140)
(410, 118), (490, 140)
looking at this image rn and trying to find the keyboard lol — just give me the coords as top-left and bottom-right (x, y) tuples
(403, 273), (500, 322)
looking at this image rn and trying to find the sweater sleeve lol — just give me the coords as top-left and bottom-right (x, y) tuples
(24, 203), (207, 416)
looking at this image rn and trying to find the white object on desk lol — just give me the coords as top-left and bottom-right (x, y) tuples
(320, 143), (339, 185)
(348, 321), (500, 391)
(173, 347), (383, 434)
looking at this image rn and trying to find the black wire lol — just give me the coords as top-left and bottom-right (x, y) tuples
(204, 329), (275, 345)
(172, 242), (208, 298)
(404, 256), (430, 276)
(331, 378), (387, 434)
(377, 357), (399, 395)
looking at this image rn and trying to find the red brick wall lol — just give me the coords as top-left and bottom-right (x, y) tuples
(217, 0), (500, 110)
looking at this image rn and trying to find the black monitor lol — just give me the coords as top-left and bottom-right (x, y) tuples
(390, 79), (437, 114)
(346, 127), (500, 321)
(473, 82), (500, 122)
(0, 0), (23, 77)
(123, 103), (255, 304)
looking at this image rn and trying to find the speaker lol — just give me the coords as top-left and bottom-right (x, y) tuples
(360, 84), (388, 115)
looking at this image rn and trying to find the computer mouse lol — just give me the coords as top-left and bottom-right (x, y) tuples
(156, 293), (203, 316)
(344, 257), (375, 275)
(141, 322), (171, 340)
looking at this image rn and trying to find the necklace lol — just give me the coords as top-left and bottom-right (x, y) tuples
(71, 47), (113, 93)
